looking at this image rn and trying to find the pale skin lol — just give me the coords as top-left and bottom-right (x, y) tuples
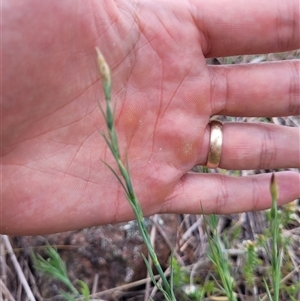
(2, 0), (300, 235)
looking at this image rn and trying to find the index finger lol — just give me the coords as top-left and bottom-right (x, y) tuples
(193, 0), (300, 57)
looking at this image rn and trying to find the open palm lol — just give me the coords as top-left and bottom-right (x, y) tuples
(2, 0), (299, 234)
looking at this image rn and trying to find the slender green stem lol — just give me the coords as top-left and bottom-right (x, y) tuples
(96, 48), (176, 300)
(269, 173), (281, 301)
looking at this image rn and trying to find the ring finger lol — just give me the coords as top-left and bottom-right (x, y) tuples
(200, 122), (300, 170)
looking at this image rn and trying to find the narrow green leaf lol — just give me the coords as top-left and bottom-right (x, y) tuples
(78, 280), (90, 301)
(101, 160), (128, 194)
(141, 253), (158, 287)
(263, 278), (273, 301)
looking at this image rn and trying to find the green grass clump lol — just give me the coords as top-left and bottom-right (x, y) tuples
(204, 214), (238, 301)
(32, 245), (90, 301)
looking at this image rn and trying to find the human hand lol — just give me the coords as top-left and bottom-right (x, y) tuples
(2, 0), (299, 235)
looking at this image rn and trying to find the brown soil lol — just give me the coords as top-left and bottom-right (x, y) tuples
(8, 215), (179, 301)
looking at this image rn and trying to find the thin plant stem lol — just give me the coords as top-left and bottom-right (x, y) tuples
(269, 173), (282, 301)
(96, 48), (176, 301)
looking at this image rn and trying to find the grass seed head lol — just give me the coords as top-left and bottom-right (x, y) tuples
(96, 47), (111, 88)
(270, 173), (279, 201)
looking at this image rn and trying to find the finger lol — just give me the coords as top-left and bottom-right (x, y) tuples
(193, 0), (300, 57)
(162, 171), (300, 215)
(199, 122), (300, 170)
(209, 60), (300, 117)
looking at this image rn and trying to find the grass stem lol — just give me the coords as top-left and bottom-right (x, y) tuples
(96, 48), (176, 301)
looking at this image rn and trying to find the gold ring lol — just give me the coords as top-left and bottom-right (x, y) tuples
(206, 120), (223, 168)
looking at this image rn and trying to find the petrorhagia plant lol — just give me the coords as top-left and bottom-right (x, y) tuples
(95, 48), (176, 301)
